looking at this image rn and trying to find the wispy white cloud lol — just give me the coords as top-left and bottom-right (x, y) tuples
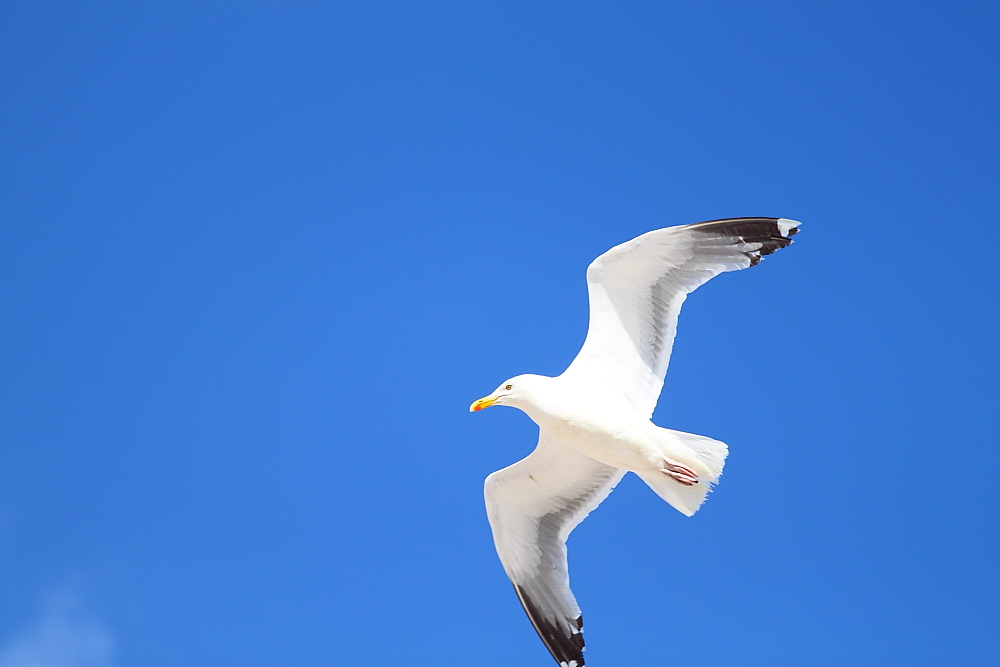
(0, 587), (115, 667)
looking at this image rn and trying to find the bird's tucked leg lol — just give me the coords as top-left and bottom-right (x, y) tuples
(660, 458), (699, 486)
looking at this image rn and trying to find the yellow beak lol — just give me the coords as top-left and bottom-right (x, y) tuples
(470, 395), (498, 412)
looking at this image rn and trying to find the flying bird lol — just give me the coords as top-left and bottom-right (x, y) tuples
(470, 217), (800, 666)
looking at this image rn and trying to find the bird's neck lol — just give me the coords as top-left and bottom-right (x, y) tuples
(514, 379), (574, 429)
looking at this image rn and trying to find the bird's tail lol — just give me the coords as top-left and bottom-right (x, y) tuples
(635, 429), (729, 517)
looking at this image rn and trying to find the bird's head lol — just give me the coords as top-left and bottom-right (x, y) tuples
(469, 374), (549, 413)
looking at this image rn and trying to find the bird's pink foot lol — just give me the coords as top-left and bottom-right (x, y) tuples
(661, 458), (699, 486)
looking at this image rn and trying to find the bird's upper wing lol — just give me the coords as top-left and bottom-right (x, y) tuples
(485, 431), (625, 667)
(561, 217), (800, 417)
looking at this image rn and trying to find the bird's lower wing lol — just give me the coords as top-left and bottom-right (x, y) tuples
(484, 432), (625, 667)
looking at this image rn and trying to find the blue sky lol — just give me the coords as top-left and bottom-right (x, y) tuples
(1, 2), (998, 666)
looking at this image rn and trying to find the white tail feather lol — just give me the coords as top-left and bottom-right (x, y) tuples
(637, 429), (729, 516)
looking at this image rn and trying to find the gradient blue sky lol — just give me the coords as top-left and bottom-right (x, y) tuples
(2, 2), (998, 666)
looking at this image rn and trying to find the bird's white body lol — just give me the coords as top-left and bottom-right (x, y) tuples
(549, 415), (660, 473)
(503, 374), (716, 480)
(470, 217), (800, 667)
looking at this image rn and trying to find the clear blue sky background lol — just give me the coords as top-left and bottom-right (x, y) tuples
(2, 2), (998, 666)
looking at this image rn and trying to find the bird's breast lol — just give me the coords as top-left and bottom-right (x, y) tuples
(547, 414), (658, 471)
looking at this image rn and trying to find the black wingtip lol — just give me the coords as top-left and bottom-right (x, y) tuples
(514, 584), (586, 667)
(691, 217), (799, 264)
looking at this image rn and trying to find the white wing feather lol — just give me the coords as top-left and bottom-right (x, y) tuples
(485, 431), (625, 667)
(561, 217), (800, 417)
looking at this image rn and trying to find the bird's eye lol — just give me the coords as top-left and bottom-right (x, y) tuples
(505, 384), (512, 390)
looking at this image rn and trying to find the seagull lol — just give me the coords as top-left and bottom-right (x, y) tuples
(470, 217), (800, 667)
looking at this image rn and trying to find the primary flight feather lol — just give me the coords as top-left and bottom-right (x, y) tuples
(470, 217), (800, 667)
